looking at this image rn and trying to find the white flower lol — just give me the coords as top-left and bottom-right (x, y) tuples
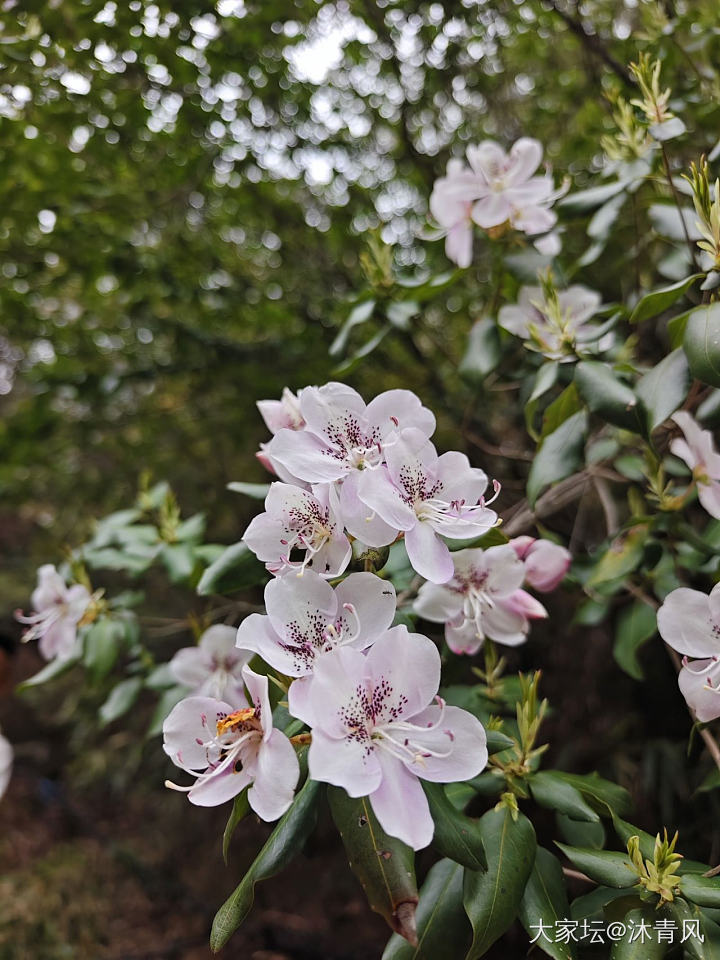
(169, 624), (253, 703)
(15, 565), (91, 661)
(670, 411), (720, 519)
(498, 284), (606, 361)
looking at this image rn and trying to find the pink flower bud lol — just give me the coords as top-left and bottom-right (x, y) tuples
(255, 447), (277, 476)
(501, 589), (548, 620)
(511, 537), (571, 592)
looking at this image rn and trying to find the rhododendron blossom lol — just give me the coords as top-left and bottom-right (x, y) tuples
(289, 627), (488, 849)
(657, 583), (720, 722)
(670, 411), (720, 519)
(429, 138), (558, 266)
(510, 536), (572, 592)
(357, 428), (498, 583)
(169, 624), (252, 703)
(0, 733), (12, 800)
(236, 570), (396, 678)
(163, 665), (299, 816)
(498, 284), (605, 361)
(16, 564), (92, 661)
(243, 482), (351, 578)
(256, 388), (307, 482)
(414, 545), (547, 654)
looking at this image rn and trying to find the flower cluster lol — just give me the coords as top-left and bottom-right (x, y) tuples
(245, 382), (499, 584)
(162, 384), (498, 848)
(429, 137), (560, 267)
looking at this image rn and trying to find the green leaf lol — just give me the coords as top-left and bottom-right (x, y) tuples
(609, 906), (669, 959)
(527, 411), (588, 507)
(557, 813), (606, 850)
(571, 886), (636, 921)
(227, 482), (271, 499)
(636, 349), (689, 431)
(146, 686), (186, 738)
(16, 654), (79, 691)
(519, 847), (577, 960)
(529, 771), (600, 823)
(197, 541), (267, 595)
(486, 730), (515, 754)
(210, 778), (322, 952)
(161, 542), (197, 583)
(574, 362), (642, 432)
(541, 383), (583, 439)
(610, 816), (710, 874)
(99, 677), (143, 726)
(629, 275), (702, 325)
(668, 308), (693, 349)
(423, 782), (487, 870)
(174, 513), (206, 542)
(329, 787), (418, 943)
(330, 298), (376, 356)
(586, 526), (649, 589)
(222, 789), (250, 865)
(555, 843), (637, 888)
(463, 806), (537, 958)
(684, 302), (720, 388)
(559, 180), (630, 214)
(670, 899), (720, 959)
(382, 859), (472, 960)
(613, 601), (657, 680)
(460, 317), (501, 382)
(83, 618), (125, 681)
(680, 875), (720, 909)
(548, 772), (631, 817)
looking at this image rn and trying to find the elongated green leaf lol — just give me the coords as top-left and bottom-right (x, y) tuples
(227, 482), (271, 499)
(197, 540), (266, 595)
(586, 526), (649, 589)
(210, 777), (322, 951)
(99, 677), (143, 726)
(555, 843), (637, 888)
(463, 806), (537, 958)
(611, 815), (709, 875)
(671, 899), (720, 959)
(382, 859), (472, 960)
(571, 886), (637, 921)
(17, 654), (80, 691)
(460, 317), (501, 381)
(527, 411), (587, 507)
(543, 772), (631, 817)
(84, 618), (124, 681)
(330, 298), (376, 356)
(486, 730), (515, 754)
(423, 782), (487, 870)
(557, 813), (606, 850)
(636, 349), (689, 430)
(613, 601), (657, 681)
(681, 875), (720, 908)
(609, 906), (669, 958)
(560, 180), (629, 214)
(684, 302), (720, 388)
(328, 787), (418, 943)
(629, 275), (702, 325)
(222, 788), (250, 865)
(575, 362), (642, 432)
(519, 847), (577, 960)
(541, 383), (583, 439)
(529, 771), (600, 823)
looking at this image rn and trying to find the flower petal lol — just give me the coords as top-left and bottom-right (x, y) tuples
(369, 751), (434, 850)
(404, 704), (488, 783)
(364, 626), (441, 719)
(248, 728), (300, 821)
(405, 521), (454, 584)
(657, 588), (720, 658)
(307, 727), (382, 796)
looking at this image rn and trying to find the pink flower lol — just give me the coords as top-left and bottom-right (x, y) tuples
(16, 564), (91, 661)
(256, 388), (307, 483)
(169, 624), (253, 703)
(288, 627), (488, 849)
(467, 138), (557, 236)
(243, 482), (351, 578)
(657, 583), (720, 722)
(236, 570), (396, 678)
(670, 412), (720, 519)
(357, 428), (498, 583)
(163, 665), (299, 816)
(510, 536), (571, 592)
(499, 285), (605, 361)
(265, 383), (436, 548)
(0, 733), (12, 800)
(429, 159), (480, 267)
(414, 545), (547, 655)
